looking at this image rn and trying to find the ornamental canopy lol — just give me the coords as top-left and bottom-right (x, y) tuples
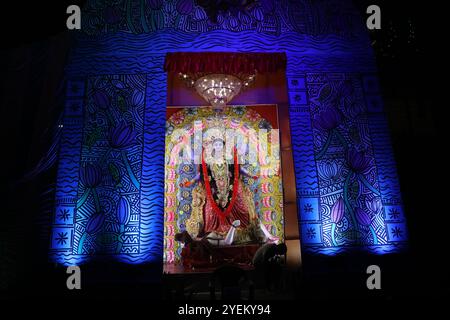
(164, 52), (287, 75)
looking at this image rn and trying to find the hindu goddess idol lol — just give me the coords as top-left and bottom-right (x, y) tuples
(180, 133), (277, 245)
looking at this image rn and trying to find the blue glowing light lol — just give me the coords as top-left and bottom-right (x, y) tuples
(50, 0), (407, 265)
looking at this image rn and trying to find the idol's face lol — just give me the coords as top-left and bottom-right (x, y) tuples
(212, 140), (224, 152)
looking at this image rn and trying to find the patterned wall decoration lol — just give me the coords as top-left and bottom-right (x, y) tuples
(304, 73), (406, 254)
(51, 74), (148, 264)
(164, 106), (284, 263)
(287, 72), (407, 255)
(51, 0), (407, 265)
(80, 0), (364, 37)
(51, 78), (87, 265)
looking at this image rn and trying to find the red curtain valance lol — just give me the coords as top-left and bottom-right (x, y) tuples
(164, 52), (286, 74)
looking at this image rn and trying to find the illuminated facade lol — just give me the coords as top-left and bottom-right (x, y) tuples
(50, 0), (407, 266)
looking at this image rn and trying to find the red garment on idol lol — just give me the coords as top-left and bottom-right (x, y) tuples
(201, 147), (251, 234)
(203, 180), (250, 234)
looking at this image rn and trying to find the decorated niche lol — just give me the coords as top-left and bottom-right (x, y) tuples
(303, 74), (407, 254)
(164, 106), (284, 263)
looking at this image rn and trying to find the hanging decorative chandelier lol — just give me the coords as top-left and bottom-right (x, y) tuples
(179, 72), (256, 111)
(166, 52), (287, 111)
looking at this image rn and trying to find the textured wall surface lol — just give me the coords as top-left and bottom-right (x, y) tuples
(50, 0), (407, 265)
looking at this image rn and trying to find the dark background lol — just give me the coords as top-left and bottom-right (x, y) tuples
(0, 1), (446, 302)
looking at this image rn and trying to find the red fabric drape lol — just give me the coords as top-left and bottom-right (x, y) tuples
(164, 52), (286, 74)
(201, 147), (239, 223)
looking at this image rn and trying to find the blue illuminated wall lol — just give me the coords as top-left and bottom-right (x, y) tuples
(294, 74), (407, 254)
(50, 0), (407, 264)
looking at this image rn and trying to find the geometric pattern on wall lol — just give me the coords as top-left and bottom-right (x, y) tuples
(51, 78), (87, 264)
(290, 73), (407, 254)
(75, 74), (146, 256)
(164, 106), (284, 263)
(80, 0), (364, 38)
(52, 74), (147, 263)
